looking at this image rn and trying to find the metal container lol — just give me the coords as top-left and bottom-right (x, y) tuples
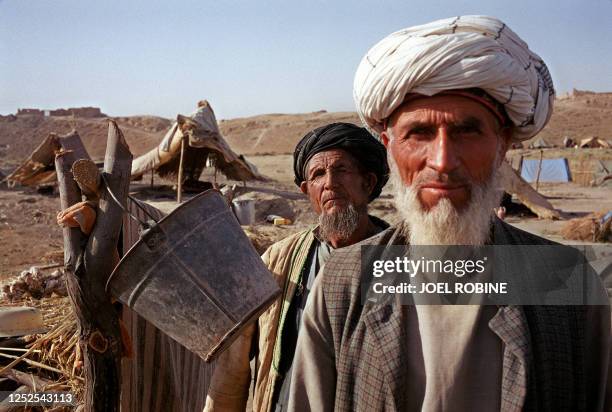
(106, 190), (280, 362)
(232, 199), (256, 225)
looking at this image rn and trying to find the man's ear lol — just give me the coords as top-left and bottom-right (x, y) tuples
(300, 181), (308, 195)
(365, 173), (377, 196)
(499, 126), (513, 156)
(380, 130), (390, 149)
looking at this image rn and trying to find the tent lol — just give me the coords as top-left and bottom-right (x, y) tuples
(528, 137), (554, 149)
(499, 161), (561, 219)
(131, 100), (266, 182)
(563, 136), (576, 148)
(580, 137), (611, 149)
(5, 131), (88, 187)
(8, 101), (265, 188)
(520, 158), (571, 182)
(591, 160), (612, 187)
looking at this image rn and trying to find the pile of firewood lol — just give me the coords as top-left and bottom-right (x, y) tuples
(1, 267), (68, 302)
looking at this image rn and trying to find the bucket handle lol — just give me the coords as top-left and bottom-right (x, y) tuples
(101, 173), (159, 234)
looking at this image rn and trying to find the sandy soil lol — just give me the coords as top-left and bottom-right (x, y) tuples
(0, 187), (64, 281)
(2, 152), (609, 283)
(1, 91), (610, 280)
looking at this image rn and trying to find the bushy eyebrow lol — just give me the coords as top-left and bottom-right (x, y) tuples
(307, 160), (355, 179)
(401, 116), (484, 136)
(447, 116), (483, 133)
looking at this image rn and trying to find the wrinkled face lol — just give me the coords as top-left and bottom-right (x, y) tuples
(300, 148), (375, 216)
(381, 95), (510, 211)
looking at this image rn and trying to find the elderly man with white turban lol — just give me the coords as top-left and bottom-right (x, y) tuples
(288, 15), (611, 412)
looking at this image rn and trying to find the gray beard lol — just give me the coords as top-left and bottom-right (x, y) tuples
(318, 203), (361, 242)
(389, 156), (503, 246)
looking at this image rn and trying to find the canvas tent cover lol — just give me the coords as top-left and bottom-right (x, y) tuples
(520, 158), (571, 182)
(591, 160), (612, 187)
(528, 137), (554, 149)
(499, 161), (560, 219)
(580, 137), (611, 149)
(5, 131), (89, 186)
(131, 101), (265, 182)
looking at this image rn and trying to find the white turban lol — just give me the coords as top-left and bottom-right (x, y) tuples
(353, 15), (555, 141)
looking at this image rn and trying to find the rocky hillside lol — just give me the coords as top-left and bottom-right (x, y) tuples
(537, 89), (612, 144)
(0, 115), (170, 170)
(1, 90), (610, 171)
(220, 90), (612, 154)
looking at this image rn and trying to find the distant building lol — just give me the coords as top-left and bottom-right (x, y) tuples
(16, 108), (44, 117)
(49, 107), (106, 118)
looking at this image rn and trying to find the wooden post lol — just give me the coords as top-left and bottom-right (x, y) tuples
(54, 131), (86, 276)
(54, 123), (132, 411)
(535, 149), (544, 191)
(177, 135), (186, 203)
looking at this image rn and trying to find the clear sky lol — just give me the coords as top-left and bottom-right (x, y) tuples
(1, 0), (611, 120)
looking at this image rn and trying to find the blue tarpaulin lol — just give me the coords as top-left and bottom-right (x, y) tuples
(520, 158), (571, 182)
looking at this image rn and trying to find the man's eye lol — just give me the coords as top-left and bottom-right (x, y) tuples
(405, 128), (433, 139)
(310, 171), (324, 180)
(455, 126), (482, 135)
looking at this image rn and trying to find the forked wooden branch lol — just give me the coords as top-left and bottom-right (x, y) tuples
(53, 131), (84, 273)
(54, 123), (132, 411)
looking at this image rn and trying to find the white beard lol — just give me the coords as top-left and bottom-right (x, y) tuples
(389, 156), (503, 246)
(318, 203), (360, 242)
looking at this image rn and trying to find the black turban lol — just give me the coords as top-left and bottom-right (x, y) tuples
(293, 122), (389, 201)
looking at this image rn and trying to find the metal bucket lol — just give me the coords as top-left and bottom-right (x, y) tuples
(232, 199), (256, 225)
(106, 190), (280, 362)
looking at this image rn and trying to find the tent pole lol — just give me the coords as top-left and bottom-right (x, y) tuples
(535, 150), (543, 191)
(177, 135), (186, 203)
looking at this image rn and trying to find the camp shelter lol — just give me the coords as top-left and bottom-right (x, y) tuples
(520, 158), (571, 183)
(5, 131), (88, 187)
(499, 161), (561, 219)
(131, 100), (265, 183)
(590, 160), (612, 187)
(580, 137), (611, 149)
(563, 136), (576, 148)
(528, 137), (554, 149)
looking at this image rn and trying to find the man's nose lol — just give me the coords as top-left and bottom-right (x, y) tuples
(427, 128), (460, 173)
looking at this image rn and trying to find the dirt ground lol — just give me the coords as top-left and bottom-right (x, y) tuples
(0, 186), (64, 281)
(0, 145), (610, 411)
(1, 153), (610, 283)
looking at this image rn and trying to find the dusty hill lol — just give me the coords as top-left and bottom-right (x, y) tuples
(537, 90), (612, 144)
(218, 111), (359, 154)
(220, 90), (612, 154)
(0, 115), (171, 170)
(1, 90), (610, 172)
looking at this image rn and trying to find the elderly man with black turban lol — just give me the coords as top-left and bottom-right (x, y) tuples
(289, 15), (611, 412)
(204, 122), (389, 412)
